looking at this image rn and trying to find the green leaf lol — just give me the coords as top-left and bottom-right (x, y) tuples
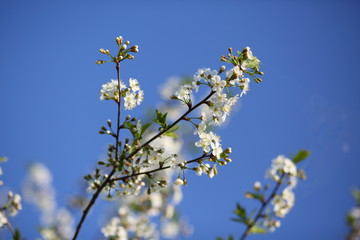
(352, 188), (360, 205)
(249, 225), (267, 234)
(233, 203), (247, 219)
(13, 229), (21, 240)
(163, 131), (178, 138)
(141, 123), (152, 136)
(163, 125), (180, 138)
(292, 149), (311, 164)
(153, 109), (168, 128)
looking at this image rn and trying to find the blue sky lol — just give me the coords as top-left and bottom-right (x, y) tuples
(1, 0), (360, 239)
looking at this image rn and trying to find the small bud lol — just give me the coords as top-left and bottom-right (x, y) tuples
(174, 177), (184, 185)
(159, 180), (167, 187)
(126, 115), (131, 120)
(254, 77), (262, 83)
(245, 192), (254, 199)
(274, 220), (281, 228)
(253, 181), (262, 191)
(297, 169), (307, 180)
(228, 47), (233, 54)
(127, 54), (134, 59)
(107, 119), (112, 127)
(224, 147), (232, 154)
(99, 48), (107, 54)
(8, 191), (14, 199)
(125, 40), (130, 45)
(225, 157), (232, 162)
(96, 60), (105, 64)
(218, 161), (226, 166)
(129, 45), (139, 53)
(120, 44), (127, 51)
(220, 56), (227, 62)
(116, 36), (123, 45)
(219, 65), (226, 74)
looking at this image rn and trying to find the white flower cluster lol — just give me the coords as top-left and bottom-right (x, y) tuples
(266, 155), (298, 218)
(23, 163), (74, 240)
(102, 178), (191, 240)
(98, 125), (192, 240)
(100, 78), (144, 110)
(0, 158), (23, 228)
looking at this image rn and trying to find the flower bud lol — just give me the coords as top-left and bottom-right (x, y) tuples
(174, 177), (184, 185)
(99, 48), (107, 54)
(129, 45), (139, 53)
(254, 77), (262, 83)
(120, 44), (127, 51)
(297, 169), (306, 180)
(96, 60), (105, 64)
(8, 191), (14, 199)
(224, 147), (232, 154)
(220, 56), (227, 62)
(125, 40), (130, 45)
(253, 181), (262, 191)
(116, 36), (123, 45)
(219, 65), (226, 74)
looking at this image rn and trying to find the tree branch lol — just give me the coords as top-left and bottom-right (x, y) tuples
(240, 173), (286, 240)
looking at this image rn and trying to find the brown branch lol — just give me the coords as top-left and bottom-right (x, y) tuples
(112, 153), (210, 182)
(240, 173), (286, 240)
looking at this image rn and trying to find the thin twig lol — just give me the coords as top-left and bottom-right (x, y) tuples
(240, 173), (286, 240)
(73, 62), (122, 240)
(112, 153), (210, 182)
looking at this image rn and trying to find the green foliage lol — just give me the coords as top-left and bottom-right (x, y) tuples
(231, 203), (249, 225)
(249, 225), (267, 234)
(13, 229), (22, 240)
(153, 109), (168, 128)
(352, 188), (360, 205)
(163, 125), (180, 138)
(216, 235), (234, 240)
(292, 149), (311, 164)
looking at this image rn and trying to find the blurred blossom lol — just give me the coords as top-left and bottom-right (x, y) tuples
(23, 162), (74, 240)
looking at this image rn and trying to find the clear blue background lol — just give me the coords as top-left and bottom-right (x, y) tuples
(1, 0), (359, 239)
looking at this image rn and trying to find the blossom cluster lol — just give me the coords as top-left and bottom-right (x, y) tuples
(84, 40), (263, 240)
(0, 157), (22, 230)
(346, 188), (360, 239)
(267, 155), (298, 218)
(100, 78), (144, 110)
(100, 133), (192, 240)
(227, 151), (308, 238)
(23, 163), (74, 240)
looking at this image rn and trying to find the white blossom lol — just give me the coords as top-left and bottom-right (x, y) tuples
(129, 78), (140, 92)
(101, 217), (128, 240)
(0, 212), (7, 228)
